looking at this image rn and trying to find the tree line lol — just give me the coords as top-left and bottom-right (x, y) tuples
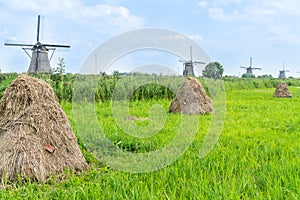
(0, 59), (299, 102)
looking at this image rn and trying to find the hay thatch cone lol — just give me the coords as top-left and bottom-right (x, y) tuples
(0, 75), (87, 182)
(169, 77), (213, 115)
(273, 82), (292, 98)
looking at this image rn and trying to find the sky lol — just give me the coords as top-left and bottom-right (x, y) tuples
(1, 0), (300, 77)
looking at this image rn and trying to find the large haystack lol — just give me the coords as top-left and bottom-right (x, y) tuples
(169, 77), (214, 115)
(273, 82), (292, 98)
(0, 75), (87, 182)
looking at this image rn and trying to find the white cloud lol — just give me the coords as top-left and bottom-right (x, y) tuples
(267, 23), (300, 44)
(208, 8), (228, 20)
(198, 1), (207, 8)
(0, 0), (145, 73)
(211, 0), (242, 6)
(208, 0), (300, 22)
(270, 0), (300, 15)
(188, 34), (203, 41)
(0, 0), (143, 33)
(208, 8), (242, 21)
(204, 0), (300, 44)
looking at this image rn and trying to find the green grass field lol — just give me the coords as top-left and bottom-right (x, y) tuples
(1, 86), (299, 199)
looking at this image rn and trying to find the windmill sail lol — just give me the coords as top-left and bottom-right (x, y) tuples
(4, 15), (70, 73)
(278, 63), (289, 79)
(240, 57), (262, 75)
(179, 46), (205, 77)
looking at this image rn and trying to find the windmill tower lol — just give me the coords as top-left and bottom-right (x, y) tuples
(278, 63), (289, 79)
(4, 15), (70, 73)
(179, 46), (205, 77)
(240, 57), (262, 75)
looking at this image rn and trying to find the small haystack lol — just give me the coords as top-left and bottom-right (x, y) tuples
(169, 77), (214, 115)
(273, 82), (292, 98)
(0, 75), (87, 182)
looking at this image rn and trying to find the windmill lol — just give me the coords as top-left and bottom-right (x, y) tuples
(179, 46), (205, 77)
(278, 63), (289, 79)
(240, 57), (262, 74)
(4, 15), (70, 73)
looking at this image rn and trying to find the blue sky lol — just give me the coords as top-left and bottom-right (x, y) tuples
(1, 0), (300, 77)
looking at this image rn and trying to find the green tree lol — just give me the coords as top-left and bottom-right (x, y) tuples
(257, 74), (273, 79)
(53, 57), (66, 74)
(112, 70), (121, 81)
(242, 73), (255, 78)
(51, 57), (66, 101)
(202, 62), (224, 79)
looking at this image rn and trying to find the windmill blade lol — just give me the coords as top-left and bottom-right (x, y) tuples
(22, 47), (32, 58)
(37, 15), (41, 42)
(193, 61), (205, 64)
(240, 66), (247, 69)
(4, 43), (34, 47)
(43, 44), (70, 48)
(35, 49), (39, 73)
(179, 60), (187, 62)
(252, 68), (262, 70)
(49, 48), (56, 61)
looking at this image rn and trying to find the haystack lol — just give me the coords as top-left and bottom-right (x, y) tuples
(273, 82), (292, 98)
(169, 77), (214, 115)
(0, 75), (87, 182)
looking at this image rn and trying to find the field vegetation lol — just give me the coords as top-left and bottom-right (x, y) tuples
(0, 72), (299, 199)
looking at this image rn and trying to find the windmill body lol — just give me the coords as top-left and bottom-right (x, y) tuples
(4, 15), (70, 73)
(240, 57), (262, 75)
(246, 68), (253, 74)
(278, 63), (289, 79)
(183, 62), (195, 76)
(28, 49), (51, 73)
(179, 46), (205, 77)
(278, 70), (287, 79)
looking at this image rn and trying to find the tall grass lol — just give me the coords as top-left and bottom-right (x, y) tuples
(1, 73), (299, 102)
(0, 86), (299, 199)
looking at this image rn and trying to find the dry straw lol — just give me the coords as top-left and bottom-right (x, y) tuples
(0, 75), (87, 183)
(169, 77), (214, 115)
(273, 82), (292, 98)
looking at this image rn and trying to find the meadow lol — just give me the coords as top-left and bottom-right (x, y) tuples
(0, 74), (299, 199)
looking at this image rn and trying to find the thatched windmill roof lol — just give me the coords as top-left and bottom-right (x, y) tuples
(169, 77), (214, 115)
(0, 75), (87, 182)
(273, 82), (292, 98)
